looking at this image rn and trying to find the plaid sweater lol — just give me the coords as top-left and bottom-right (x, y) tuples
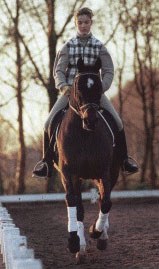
(65, 35), (102, 85)
(54, 34), (114, 92)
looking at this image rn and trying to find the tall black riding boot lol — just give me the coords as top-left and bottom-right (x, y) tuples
(32, 109), (65, 179)
(116, 129), (138, 174)
(32, 131), (54, 178)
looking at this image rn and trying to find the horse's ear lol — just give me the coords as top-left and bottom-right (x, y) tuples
(94, 57), (101, 72)
(77, 57), (84, 73)
(77, 57), (101, 73)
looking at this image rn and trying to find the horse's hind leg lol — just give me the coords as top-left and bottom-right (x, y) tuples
(96, 212), (109, 250)
(72, 179), (86, 263)
(89, 176), (112, 250)
(77, 199), (86, 252)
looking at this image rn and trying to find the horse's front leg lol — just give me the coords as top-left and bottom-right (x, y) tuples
(89, 175), (112, 250)
(61, 169), (80, 254)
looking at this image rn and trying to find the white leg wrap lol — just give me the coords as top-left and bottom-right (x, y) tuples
(77, 221), (86, 250)
(67, 207), (77, 232)
(99, 225), (109, 240)
(95, 211), (109, 232)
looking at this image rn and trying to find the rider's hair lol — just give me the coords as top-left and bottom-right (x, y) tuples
(74, 7), (94, 20)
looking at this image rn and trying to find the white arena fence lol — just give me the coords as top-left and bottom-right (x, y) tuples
(0, 189), (159, 269)
(0, 189), (159, 204)
(0, 203), (43, 269)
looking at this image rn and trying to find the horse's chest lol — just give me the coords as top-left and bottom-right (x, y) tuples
(58, 130), (112, 177)
(63, 131), (105, 156)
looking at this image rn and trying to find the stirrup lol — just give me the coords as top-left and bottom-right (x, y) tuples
(123, 156), (139, 175)
(32, 160), (49, 179)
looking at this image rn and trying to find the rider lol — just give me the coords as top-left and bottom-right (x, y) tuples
(32, 7), (138, 178)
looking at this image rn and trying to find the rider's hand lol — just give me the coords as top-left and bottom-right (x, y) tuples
(61, 85), (71, 97)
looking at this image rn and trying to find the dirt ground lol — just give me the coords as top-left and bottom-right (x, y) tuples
(5, 198), (159, 269)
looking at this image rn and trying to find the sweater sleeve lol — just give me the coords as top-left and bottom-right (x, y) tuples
(99, 45), (114, 92)
(53, 43), (69, 90)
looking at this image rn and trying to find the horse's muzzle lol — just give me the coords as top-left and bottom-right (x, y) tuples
(80, 104), (99, 131)
(82, 114), (98, 131)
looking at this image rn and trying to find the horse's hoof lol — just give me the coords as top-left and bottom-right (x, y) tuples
(76, 250), (86, 264)
(97, 238), (108, 250)
(89, 224), (103, 239)
(68, 233), (80, 253)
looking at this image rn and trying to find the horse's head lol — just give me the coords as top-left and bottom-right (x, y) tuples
(70, 58), (103, 131)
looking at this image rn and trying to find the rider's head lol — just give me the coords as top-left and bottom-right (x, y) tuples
(74, 7), (94, 37)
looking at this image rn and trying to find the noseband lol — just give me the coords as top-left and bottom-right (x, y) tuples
(69, 102), (99, 118)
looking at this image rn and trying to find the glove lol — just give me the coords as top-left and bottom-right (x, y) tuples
(60, 85), (72, 96)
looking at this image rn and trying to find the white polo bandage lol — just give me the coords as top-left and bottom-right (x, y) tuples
(67, 207), (77, 232)
(77, 221), (86, 248)
(95, 211), (109, 232)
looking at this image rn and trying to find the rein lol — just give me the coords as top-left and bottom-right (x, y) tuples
(69, 101), (99, 117)
(97, 111), (115, 147)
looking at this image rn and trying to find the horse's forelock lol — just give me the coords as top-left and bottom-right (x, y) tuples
(75, 73), (102, 96)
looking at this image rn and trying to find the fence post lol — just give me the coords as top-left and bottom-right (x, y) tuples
(0, 204), (43, 269)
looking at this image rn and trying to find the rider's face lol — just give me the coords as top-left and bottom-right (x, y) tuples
(75, 15), (92, 37)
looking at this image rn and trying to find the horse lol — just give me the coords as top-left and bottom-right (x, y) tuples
(54, 58), (120, 262)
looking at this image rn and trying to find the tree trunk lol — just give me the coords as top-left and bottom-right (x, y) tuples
(15, 0), (26, 194)
(46, 0), (58, 192)
(0, 171), (4, 195)
(46, 0), (58, 110)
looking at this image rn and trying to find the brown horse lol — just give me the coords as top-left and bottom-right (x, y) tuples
(54, 58), (120, 261)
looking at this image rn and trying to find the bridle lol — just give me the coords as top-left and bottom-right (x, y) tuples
(69, 72), (100, 118)
(69, 72), (115, 146)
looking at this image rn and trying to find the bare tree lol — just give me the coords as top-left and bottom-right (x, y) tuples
(2, 0), (26, 193)
(14, 0), (26, 193)
(114, 0), (159, 187)
(1, 0), (87, 193)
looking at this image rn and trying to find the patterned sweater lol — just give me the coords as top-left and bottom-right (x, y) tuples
(53, 33), (114, 92)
